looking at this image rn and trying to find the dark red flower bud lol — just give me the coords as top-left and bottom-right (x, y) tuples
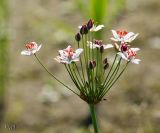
(80, 25), (88, 35)
(103, 58), (108, 64)
(104, 63), (109, 70)
(89, 60), (96, 69)
(120, 43), (128, 52)
(100, 46), (104, 53)
(87, 19), (94, 30)
(75, 33), (81, 42)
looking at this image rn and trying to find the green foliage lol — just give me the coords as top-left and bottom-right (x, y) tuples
(89, 0), (108, 24)
(75, 0), (125, 38)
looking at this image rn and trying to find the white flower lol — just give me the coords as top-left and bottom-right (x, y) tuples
(111, 30), (139, 43)
(87, 40), (113, 49)
(117, 48), (141, 64)
(55, 45), (83, 64)
(90, 25), (104, 32)
(78, 24), (104, 32)
(21, 42), (42, 56)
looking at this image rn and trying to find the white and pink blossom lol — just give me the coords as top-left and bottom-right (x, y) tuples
(21, 42), (42, 56)
(55, 45), (83, 64)
(111, 30), (138, 43)
(87, 40), (113, 49)
(117, 48), (141, 64)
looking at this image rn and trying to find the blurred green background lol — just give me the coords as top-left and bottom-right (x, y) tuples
(0, 0), (160, 132)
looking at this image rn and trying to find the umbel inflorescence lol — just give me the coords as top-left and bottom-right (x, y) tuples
(21, 19), (140, 105)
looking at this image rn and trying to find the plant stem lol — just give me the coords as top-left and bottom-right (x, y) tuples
(89, 104), (99, 133)
(34, 54), (79, 96)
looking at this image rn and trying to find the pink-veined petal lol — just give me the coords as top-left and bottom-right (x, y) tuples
(66, 45), (72, 50)
(72, 48), (83, 60)
(58, 50), (64, 55)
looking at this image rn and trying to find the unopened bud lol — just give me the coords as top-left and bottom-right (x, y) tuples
(80, 25), (88, 35)
(87, 19), (94, 30)
(120, 43), (128, 52)
(89, 60), (96, 69)
(103, 58), (108, 64)
(100, 46), (104, 53)
(104, 63), (109, 70)
(75, 33), (81, 42)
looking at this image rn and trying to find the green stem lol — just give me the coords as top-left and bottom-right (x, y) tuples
(89, 104), (99, 133)
(100, 62), (129, 99)
(103, 54), (117, 86)
(65, 65), (81, 91)
(34, 54), (79, 96)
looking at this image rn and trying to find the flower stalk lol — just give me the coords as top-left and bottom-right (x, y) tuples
(34, 54), (79, 96)
(89, 104), (99, 133)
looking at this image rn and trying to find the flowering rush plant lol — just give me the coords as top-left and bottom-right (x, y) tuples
(21, 19), (140, 133)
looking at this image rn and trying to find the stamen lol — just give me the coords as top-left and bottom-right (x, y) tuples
(117, 30), (128, 37)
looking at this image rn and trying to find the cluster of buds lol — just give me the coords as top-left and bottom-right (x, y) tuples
(21, 19), (141, 104)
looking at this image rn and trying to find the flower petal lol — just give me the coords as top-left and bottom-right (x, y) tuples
(130, 48), (140, 51)
(94, 25), (104, 31)
(90, 25), (104, 32)
(124, 32), (135, 40)
(111, 30), (119, 39)
(75, 48), (83, 56)
(32, 49), (37, 54)
(117, 52), (128, 60)
(110, 37), (119, 42)
(131, 59), (141, 64)
(124, 32), (139, 42)
(54, 57), (61, 63)
(21, 50), (32, 56)
(37, 44), (42, 51)
(78, 25), (82, 29)
(72, 58), (79, 62)
(103, 44), (113, 49)
(126, 33), (139, 42)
